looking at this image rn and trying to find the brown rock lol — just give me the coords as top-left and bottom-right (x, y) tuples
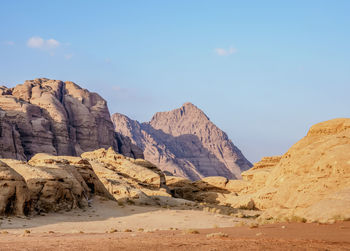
(112, 102), (252, 181)
(0, 78), (142, 160)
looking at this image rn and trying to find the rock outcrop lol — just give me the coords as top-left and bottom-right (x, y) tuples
(0, 160), (30, 215)
(82, 148), (170, 205)
(112, 102), (252, 181)
(169, 118), (350, 223)
(241, 118), (350, 222)
(0, 78), (142, 160)
(2, 158), (89, 213)
(0, 147), (174, 216)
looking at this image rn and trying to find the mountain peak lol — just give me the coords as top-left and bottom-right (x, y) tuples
(181, 102), (196, 108)
(113, 103), (252, 180)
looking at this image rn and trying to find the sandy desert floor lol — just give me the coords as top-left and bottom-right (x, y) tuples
(0, 197), (349, 250)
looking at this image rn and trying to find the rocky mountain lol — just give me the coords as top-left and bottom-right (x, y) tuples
(0, 78), (143, 160)
(112, 102), (252, 181)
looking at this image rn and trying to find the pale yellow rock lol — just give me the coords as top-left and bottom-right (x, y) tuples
(168, 118), (350, 223)
(194, 176), (229, 190)
(89, 160), (154, 205)
(3, 158), (89, 212)
(82, 148), (165, 188)
(0, 160), (30, 215)
(28, 154), (113, 200)
(0, 148), (172, 215)
(231, 118), (350, 222)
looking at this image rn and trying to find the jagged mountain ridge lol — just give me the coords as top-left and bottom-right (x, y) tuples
(0, 78), (143, 160)
(112, 102), (252, 180)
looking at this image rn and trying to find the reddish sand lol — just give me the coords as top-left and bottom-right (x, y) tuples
(0, 222), (349, 250)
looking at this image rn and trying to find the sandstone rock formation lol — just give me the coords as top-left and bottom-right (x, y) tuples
(0, 147), (174, 216)
(2, 158), (89, 213)
(82, 148), (170, 205)
(112, 102), (252, 180)
(169, 118), (350, 223)
(0, 160), (30, 215)
(238, 118), (350, 222)
(0, 78), (143, 160)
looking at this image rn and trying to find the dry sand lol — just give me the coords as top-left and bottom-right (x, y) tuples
(0, 197), (349, 250)
(0, 197), (245, 234)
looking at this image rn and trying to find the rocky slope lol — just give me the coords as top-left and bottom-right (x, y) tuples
(168, 118), (350, 223)
(0, 78), (143, 160)
(112, 102), (252, 181)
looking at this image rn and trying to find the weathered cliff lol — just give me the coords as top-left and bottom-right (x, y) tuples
(0, 78), (142, 160)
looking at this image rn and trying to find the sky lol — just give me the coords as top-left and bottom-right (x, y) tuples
(1, 1), (350, 163)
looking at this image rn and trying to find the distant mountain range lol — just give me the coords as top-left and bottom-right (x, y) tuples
(112, 102), (252, 180)
(0, 78), (252, 181)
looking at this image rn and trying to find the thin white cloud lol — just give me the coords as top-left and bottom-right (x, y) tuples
(64, 54), (73, 60)
(214, 46), (237, 56)
(3, 41), (15, 46)
(112, 86), (128, 92)
(46, 38), (60, 49)
(27, 36), (60, 50)
(27, 37), (44, 48)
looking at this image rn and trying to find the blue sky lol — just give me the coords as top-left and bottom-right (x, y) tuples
(1, 1), (350, 162)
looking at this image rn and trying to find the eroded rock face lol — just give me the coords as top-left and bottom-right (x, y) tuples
(3, 158), (89, 213)
(0, 109), (26, 160)
(82, 148), (166, 189)
(81, 148), (170, 205)
(0, 78), (142, 160)
(28, 154), (114, 200)
(0, 147), (172, 215)
(0, 160), (30, 215)
(112, 102), (252, 181)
